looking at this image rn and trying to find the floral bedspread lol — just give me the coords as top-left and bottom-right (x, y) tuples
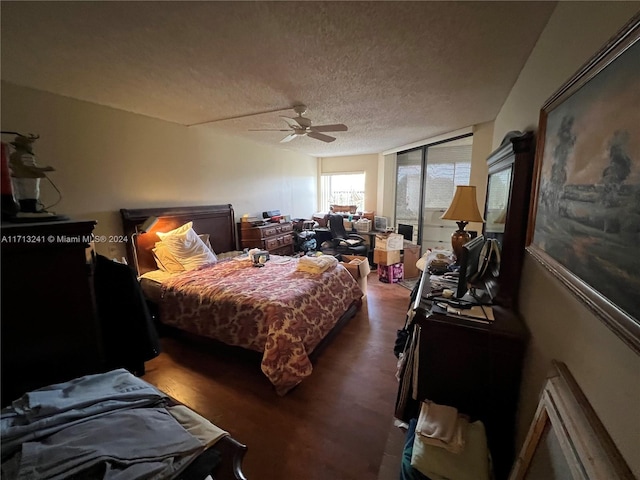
(159, 256), (363, 395)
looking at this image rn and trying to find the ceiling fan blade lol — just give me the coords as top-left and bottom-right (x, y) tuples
(311, 124), (348, 133)
(280, 133), (298, 143)
(307, 131), (336, 143)
(280, 116), (301, 128)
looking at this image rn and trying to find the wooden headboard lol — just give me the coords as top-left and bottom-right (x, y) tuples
(120, 204), (237, 275)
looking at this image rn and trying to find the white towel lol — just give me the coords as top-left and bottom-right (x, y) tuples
(418, 416), (468, 454)
(416, 401), (459, 442)
(296, 255), (338, 274)
(416, 400), (466, 453)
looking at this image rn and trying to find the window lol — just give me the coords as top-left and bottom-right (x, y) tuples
(424, 143), (472, 209)
(320, 173), (365, 212)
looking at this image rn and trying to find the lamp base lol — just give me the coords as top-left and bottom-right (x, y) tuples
(451, 221), (471, 263)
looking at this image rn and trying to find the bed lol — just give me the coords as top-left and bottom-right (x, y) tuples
(120, 204), (364, 395)
(1, 369), (248, 480)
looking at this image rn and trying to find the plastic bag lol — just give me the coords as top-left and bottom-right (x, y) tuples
(416, 249), (455, 274)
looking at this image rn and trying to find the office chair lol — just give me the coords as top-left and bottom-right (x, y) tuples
(320, 213), (368, 257)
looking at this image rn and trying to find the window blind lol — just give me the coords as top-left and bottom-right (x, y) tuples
(424, 145), (472, 209)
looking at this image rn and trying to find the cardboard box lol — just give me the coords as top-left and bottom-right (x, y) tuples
(378, 262), (404, 283)
(402, 241), (422, 279)
(375, 232), (403, 251)
(340, 254), (371, 297)
(340, 254), (371, 278)
(374, 248), (401, 266)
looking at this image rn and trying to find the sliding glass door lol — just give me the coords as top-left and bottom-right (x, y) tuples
(395, 149), (423, 244)
(394, 135), (473, 254)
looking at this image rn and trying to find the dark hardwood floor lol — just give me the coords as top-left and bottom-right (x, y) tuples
(142, 272), (412, 480)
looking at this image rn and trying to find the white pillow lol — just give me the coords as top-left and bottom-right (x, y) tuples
(156, 221), (194, 241)
(156, 222), (217, 270)
(198, 233), (214, 252)
(152, 243), (185, 273)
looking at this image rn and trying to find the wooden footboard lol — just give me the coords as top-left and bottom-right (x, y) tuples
(214, 436), (249, 480)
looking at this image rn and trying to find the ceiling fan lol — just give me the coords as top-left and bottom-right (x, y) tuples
(249, 105), (348, 143)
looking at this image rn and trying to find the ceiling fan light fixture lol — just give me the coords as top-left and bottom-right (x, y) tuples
(292, 104), (308, 116)
(251, 104), (347, 144)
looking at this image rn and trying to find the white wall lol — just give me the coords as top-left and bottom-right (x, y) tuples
(493, 3), (640, 476)
(1, 82), (317, 258)
(469, 121), (495, 233)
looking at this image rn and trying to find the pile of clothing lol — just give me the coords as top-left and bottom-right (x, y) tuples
(1, 369), (228, 479)
(296, 254), (338, 274)
(401, 400), (492, 480)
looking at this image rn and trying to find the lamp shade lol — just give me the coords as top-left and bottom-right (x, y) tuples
(139, 216), (159, 233)
(441, 186), (484, 223)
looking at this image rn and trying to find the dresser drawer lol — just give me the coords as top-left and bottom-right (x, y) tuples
(260, 223), (293, 238)
(264, 234), (293, 251)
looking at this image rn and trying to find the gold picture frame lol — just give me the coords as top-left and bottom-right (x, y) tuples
(526, 15), (640, 354)
(509, 361), (633, 480)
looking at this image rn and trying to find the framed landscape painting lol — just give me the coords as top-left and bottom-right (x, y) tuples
(527, 15), (640, 354)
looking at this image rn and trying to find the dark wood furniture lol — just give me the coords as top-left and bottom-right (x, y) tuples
(161, 396), (248, 480)
(121, 204), (238, 275)
(208, 435), (249, 480)
(0, 219), (104, 406)
(120, 204), (362, 394)
(395, 132), (536, 479)
(238, 221), (294, 256)
(407, 272), (528, 480)
(483, 131), (535, 310)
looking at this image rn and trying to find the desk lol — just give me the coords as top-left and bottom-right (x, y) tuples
(359, 231), (380, 266)
(396, 269), (528, 480)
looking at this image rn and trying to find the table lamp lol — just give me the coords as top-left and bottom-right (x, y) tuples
(441, 185), (484, 261)
(132, 216), (159, 275)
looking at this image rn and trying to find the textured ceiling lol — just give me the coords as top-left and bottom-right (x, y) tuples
(1, 1), (556, 157)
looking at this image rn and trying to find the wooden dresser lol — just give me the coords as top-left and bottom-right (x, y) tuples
(238, 221), (294, 255)
(0, 219), (105, 405)
(399, 280), (528, 480)
(394, 132), (536, 480)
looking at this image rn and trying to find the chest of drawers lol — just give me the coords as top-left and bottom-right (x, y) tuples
(1, 219), (105, 405)
(238, 222), (294, 255)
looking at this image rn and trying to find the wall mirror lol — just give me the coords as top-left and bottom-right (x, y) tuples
(482, 131), (534, 310)
(485, 164), (513, 241)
